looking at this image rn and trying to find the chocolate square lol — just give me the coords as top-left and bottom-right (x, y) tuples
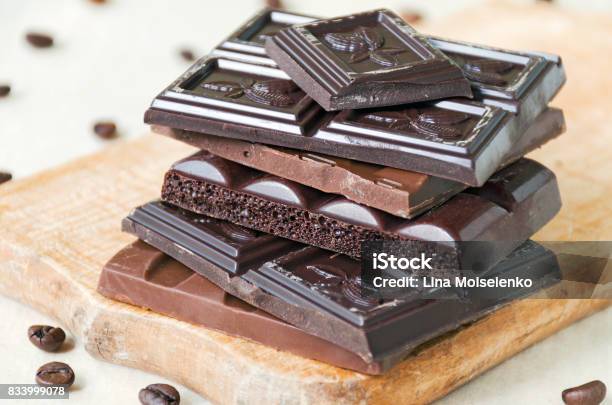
(148, 57), (326, 137)
(313, 100), (512, 185)
(265, 9), (473, 110)
(429, 37), (565, 117)
(213, 10), (564, 118)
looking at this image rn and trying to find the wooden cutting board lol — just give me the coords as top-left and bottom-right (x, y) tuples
(0, 2), (611, 404)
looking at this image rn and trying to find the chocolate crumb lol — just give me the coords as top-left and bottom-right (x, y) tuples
(25, 32), (54, 48)
(179, 49), (195, 62)
(93, 121), (118, 140)
(0, 171), (12, 185)
(0, 85), (10, 97)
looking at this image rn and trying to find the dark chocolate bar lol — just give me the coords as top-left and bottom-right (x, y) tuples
(122, 201), (561, 364)
(264, 9), (473, 110)
(160, 154), (561, 267)
(153, 107), (565, 218)
(144, 55), (555, 185)
(98, 240), (380, 374)
(214, 9), (565, 119)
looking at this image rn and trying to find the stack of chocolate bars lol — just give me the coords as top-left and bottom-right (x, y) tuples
(98, 8), (567, 374)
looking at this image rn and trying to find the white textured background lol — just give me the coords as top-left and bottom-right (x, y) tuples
(0, 1), (611, 404)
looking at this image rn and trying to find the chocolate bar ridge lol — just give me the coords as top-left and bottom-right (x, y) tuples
(98, 240), (381, 374)
(265, 9), (472, 110)
(153, 107), (565, 218)
(160, 153), (561, 268)
(122, 202), (561, 364)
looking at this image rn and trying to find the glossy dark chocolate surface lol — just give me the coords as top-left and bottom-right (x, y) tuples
(146, 49), (556, 185)
(428, 37), (565, 118)
(160, 152), (561, 268)
(310, 99), (515, 186)
(153, 106), (564, 218)
(122, 202), (560, 363)
(146, 90), (516, 186)
(147, 56), (326, 140)
(213, 9), (565, 117)
(98, 240), (380, 374)
(265, 9), (472, 110)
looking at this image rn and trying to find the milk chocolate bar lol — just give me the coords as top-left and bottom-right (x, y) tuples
(265, 9), (473, 110)
(153, 107), (565, 218)
(122, 201), (561, 364)
(160, 154), (561, 264)
(145, 55), (552, 185)
(98, 240), (380, 374)
(214, 9), (565, 119)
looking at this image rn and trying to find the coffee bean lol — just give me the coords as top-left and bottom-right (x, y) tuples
(35, 362), (75, 387)
(93, 121), (118, 140)
(28, 325), (66, 352)
(400, 11), (423, 24)
(0, 85), (10, 97)
(0, 171), (11, 185)
(179, 49), (195, 62)
(266, 0), (283, 9)
(139, 383), (180, 405)
(25, 32), (54, 48)
(90, 0), (107, 4)
(562, 380), (606, 405)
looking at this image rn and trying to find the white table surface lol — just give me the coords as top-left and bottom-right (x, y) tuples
(1, 1), (610, 404)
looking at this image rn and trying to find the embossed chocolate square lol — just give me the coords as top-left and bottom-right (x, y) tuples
(265, 9), (473, 111)
(146, 57), (326, 138)
(429, 37), (565, 118)
(212, 8), (317, 66)
(313, 100), (514, 185)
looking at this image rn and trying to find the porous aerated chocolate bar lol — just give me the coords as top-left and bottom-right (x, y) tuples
(160, 153), (561, 270)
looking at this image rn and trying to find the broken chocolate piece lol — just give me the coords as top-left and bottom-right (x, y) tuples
(265, 9), (472, 110)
